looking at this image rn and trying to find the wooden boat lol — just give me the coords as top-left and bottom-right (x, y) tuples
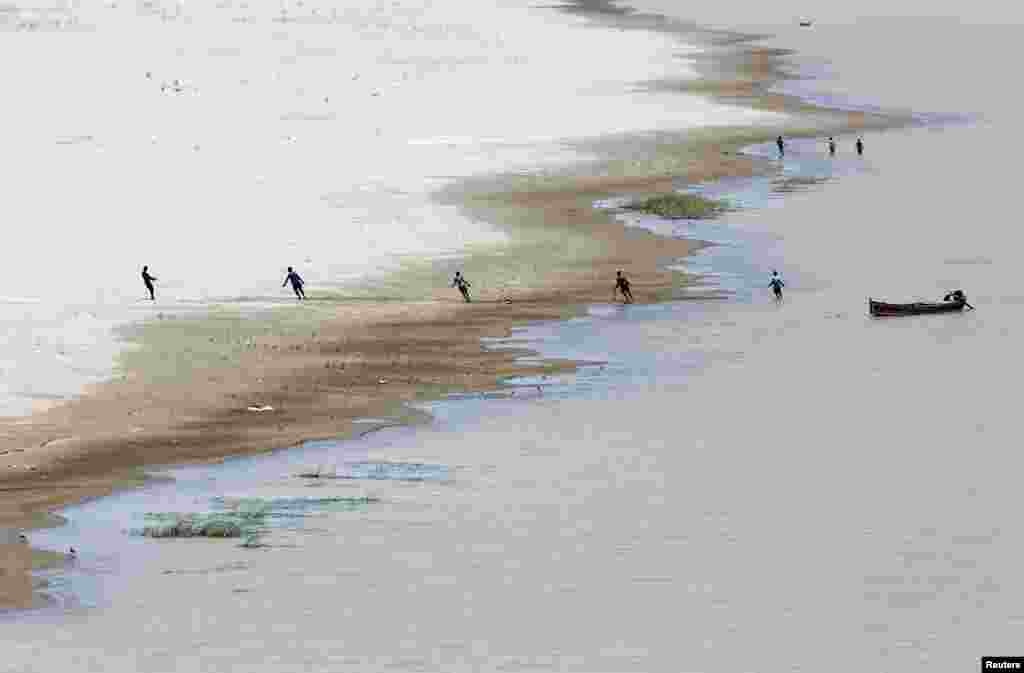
(869, 298), (965, 317)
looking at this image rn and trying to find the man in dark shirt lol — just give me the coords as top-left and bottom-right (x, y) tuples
(451, 271), (471, 302)
(769, 270), (785, 301)
(614, 270), (634, 304)
(142, 265), (157, 300)
(282, 266), (306, 300)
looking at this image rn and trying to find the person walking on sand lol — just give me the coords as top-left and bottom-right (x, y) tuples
(141, 265), (157, 300)
(451, 271), (471, 302)
(828, 137), (836, 156)
(769, 270), (785, 302)
(776, 135), (785, 157)
(282, 266), (306, 300)
(856, 136), (864, 156)
(614, 270), (634, 304)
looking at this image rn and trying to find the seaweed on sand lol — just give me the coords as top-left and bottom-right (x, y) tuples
(623, 192), (729, 219)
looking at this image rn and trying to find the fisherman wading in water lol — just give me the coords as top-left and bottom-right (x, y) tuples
(944, 289), (975, 310)
(141, 265), (157, 300)
(282, 266), (306, 300)
(614, 270), (634, 304)
(769, 270), (785, 302)
(452, 271), (471, 302)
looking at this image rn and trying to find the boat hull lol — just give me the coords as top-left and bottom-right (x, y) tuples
(869, 299), (965, 317)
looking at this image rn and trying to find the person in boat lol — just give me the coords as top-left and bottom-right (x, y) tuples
(943, 289), (975, 310)
(451, 271), (471, 302)
(769, 270), (785, 301)
(282, 266), (306, 300)
(776, 135), (785, 157)
(856, 137), (864, 156)
(614, 270), (634, 304)
(141, 265), (157, 301)
(828, 137), (836, 156)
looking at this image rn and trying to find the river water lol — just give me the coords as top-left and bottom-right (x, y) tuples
(4, 10), (1023, 673)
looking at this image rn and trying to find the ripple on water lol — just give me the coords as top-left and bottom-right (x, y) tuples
(297, 461), (450, 482)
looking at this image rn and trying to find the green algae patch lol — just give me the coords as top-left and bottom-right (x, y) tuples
(30, 548), (68, 571)
(135, 496), (379, 540)
(624, 192), (729, 219)
(135, 511), (262, 539)
(115, 303), (334, 384)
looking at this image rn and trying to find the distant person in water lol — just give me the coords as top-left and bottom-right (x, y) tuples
(282, 266), (306, 300)
(776, 135), (785, 157)
(451, 271), (471, 302)
(828, 137), (836, 156)
(141, 265), (157, 300)
(614, 270), (634, 304)
(944, 289), (975, 310)
(769, 270), (785, 301)
(856, 137), (864, 156)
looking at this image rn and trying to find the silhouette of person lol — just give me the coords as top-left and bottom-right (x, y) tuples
(776, 135), (785, 157)
(614, 270), (634, 304)
(828, 137), (836, 156)
(282, 266), (306, 300)
(944, 289), (975, 310)
(451, 271), (471, 302)
(142, 265), (157, 300)
(856, 137), (864, 156)
(769, 270), (785, 301)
